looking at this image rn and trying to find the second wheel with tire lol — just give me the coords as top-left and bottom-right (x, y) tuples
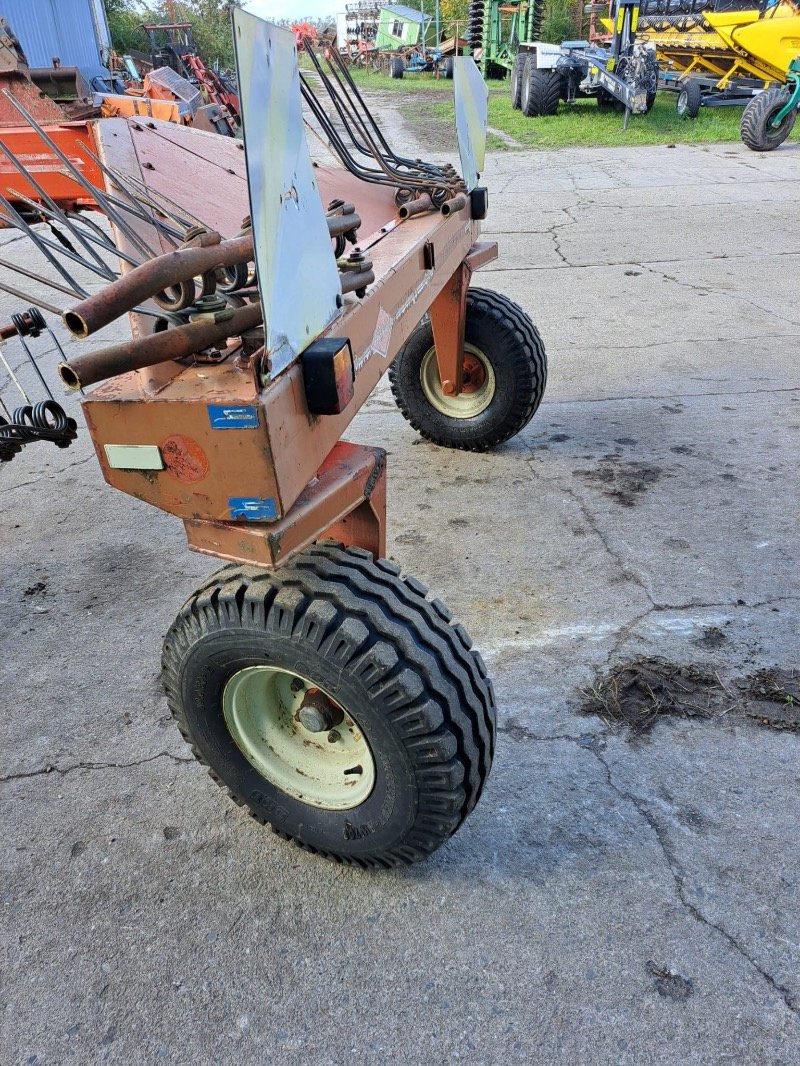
(521, 62), (562, 117)
(389, 287), (547, 451)
(676, 79), (702, 118)
(741, 86), (797, 151)
(511, 53), (526, 110)
(162, 544), (496, 868)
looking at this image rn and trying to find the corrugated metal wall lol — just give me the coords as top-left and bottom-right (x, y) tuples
(1, 0), (105, 69)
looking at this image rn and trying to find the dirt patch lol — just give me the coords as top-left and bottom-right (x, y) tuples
(574, 460), (664, 507)
(647, 962), (694, 1002)
(580, 658), (799, 736)
(742, 668), (800, 731)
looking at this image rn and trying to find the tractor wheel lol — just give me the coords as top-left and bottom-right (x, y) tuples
(741, 87), (797, 151)
(511, 53), (526, 109)
(389, 288), (547, 451)
(162, 544), (496, 868)
(444, 56), (454, 80)
(521, 63), (562, 117)
(676, 79), (702, 118)
(390, 57), (404, 79)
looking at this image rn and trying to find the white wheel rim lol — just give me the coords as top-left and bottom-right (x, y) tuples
(223, 666), (376, 810)
(419, 343), (496, 419)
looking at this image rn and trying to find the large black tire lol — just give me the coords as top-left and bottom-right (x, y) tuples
(162, 544), (496, 868)
(741, 87), (797, 151)
(510, 53), (526, 110)
(390, 56), (404, 79)
(644, 52), (659, 113)
(676, 79), (702, 118)
(521, 62), (562, 117)
(389, 288), (547, 451)
(443, 56), (454, 80)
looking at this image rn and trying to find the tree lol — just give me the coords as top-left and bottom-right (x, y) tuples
(539, 0), (581, 44)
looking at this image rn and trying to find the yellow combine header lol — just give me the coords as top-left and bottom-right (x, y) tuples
(628, 0), (800, 113)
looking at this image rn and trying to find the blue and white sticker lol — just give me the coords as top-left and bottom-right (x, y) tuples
(229, 496), (278, 521)
(208, 404), (260, 429)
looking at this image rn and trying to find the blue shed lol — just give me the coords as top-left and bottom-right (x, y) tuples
(1, 0), (111, 68)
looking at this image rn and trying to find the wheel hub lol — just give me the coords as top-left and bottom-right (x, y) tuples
(420, 343), (496, 419)
(222, 666), (375, 810)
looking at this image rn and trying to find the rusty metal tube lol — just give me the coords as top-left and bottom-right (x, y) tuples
(440, 192), (469, 217)
(398, 194), (432, 220)
(58, 301), (263, 391)
(340, 269), (375, 295)
(63, 234), (255, 339)
(326, 212), (362, 237)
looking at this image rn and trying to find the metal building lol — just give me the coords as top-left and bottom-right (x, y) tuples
(0, 0), (112, 69)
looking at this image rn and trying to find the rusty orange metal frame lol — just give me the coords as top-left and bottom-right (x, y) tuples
(0, 121), (100, 214)
(430, 240), (498, 397)
(184, 441), (386, 566)
(8, 115), (496, 569)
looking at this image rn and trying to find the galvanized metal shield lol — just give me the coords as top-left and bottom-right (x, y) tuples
(232, 11), (341, 377)
(454, 57), (488, 192)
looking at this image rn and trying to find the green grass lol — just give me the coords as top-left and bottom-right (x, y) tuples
(344, 68), (510, 93)
(479, 92), (767, 148)
(314, 62), (799, 150)
(404, 83), (800, 149)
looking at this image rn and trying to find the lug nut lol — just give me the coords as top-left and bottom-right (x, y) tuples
(299, 706), (330, 733)
(296, 689), (344, 733)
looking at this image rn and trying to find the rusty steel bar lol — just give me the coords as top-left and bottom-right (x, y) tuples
(326, 211), (362, 238)
(0, 280), (63, 316)
(339, 268), (375, 295)
(398, 194), (433, 220)
(63, 234), (254, 338)
(58, 300), (263, 391)
(440, 193), (469, 218)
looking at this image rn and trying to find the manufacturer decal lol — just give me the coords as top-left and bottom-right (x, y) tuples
(354, 271), (434, 373)
(208, 404), (260, 429)
(228, 496), (278, 521)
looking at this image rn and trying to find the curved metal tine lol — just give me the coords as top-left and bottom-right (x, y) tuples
(0, 91), (160, 262)
(326, 45), (453, 178)
(0, 194), (89, 297)
(64, 207), (135, 256)
(9, 190), (134, 271)
(300, 74), (428, 194)
(0, 254), (83, 298)
(0, 141), (115, 278)
(6, 192), (141, 272)
(299, 79), (398, 189)
(307, 58), (435, 190)
(0, 346), (31, 403)
(323, 46), (439, 176)
(93, 189), (183, 247)
(302, 51), (405, 178)
(16, 328), (55, 402)
(75, 143), (184, 246)
(301, 49), (375, 160)
(110, 169), (207, 232)
(0, 278), (63, 315)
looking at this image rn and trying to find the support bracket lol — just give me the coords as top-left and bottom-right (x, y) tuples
(429, 240), (498, 398)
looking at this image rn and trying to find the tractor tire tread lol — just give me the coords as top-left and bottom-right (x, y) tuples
(161, 543), (496, 869)
(389, 287), (547, 451)
(741, 86), (796, 151)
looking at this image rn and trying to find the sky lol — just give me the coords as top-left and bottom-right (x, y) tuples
(243, 0), (340, 22)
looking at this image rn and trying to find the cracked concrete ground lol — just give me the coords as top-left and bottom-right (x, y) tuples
(2, 128), (799, 1064)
